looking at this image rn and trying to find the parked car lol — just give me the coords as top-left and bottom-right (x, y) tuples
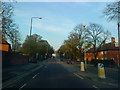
(31, 59), (37, 63)
(67, 59), (73, 64)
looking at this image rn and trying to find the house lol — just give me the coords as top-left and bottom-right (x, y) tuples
(85, 37), (120, 65)
(0, 36), (12, 52)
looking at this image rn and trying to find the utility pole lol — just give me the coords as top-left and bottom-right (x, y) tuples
(29, 17), (42, 60)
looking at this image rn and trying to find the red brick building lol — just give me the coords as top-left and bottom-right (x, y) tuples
(0, 37), (12, 52)
(85, 37), (120, 65)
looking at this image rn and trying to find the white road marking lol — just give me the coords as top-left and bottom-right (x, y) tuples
(92, 85), (98, 88)
(32, 74), (37, 79)
(73, 73), (84, 79)
(101, 81), (118, 87)
(19, 83), (27, 89)
(107, 83), (118, 86)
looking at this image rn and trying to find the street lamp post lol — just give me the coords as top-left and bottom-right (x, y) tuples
(29, 17), (42, 60)
(83, 24), (87, 70)
(30, 17), (42, 37)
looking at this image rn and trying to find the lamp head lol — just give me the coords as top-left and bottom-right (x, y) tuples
(83, 24), (86, 27)
(38, 17), (42, 19)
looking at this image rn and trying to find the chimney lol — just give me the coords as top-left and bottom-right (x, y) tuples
(111, 37), (115, 43)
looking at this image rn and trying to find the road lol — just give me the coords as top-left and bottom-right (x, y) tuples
(9, 58), (98, 89)
(6, 58), (118, 89)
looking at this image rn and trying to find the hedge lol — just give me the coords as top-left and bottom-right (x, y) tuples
(90, 59), (115, 67)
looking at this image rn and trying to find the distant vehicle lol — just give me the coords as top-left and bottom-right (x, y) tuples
(67, 59), (73, 64)
(77, 58), (80, 62)
(30, 57), (37, 63)
(60, 58), (63, 61)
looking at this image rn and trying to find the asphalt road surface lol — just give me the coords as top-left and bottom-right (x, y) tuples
(7, 58), (118, 89)
(11, 58), (99, 89)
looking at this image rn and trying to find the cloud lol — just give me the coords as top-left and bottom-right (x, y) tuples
(31, 14), (76, 33)
(33, 23), (71, 32)
(45, 26), (65, 32)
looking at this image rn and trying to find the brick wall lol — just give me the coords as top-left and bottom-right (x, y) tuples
(2, 51), (29, 68)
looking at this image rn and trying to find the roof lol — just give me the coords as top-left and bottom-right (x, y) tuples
(2, 38), (10, 44)
(86, 42), (119, 53)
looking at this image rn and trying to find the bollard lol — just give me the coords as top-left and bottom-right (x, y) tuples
(98, 63), (105, 79)
(80, 62), (85, 71)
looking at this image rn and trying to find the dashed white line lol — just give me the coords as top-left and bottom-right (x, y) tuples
(106, 82), (117, 86)
(32, 74), (37, 79)
(19, 83), (27, 89)
(92, 85), (98, 88)
(73, 73), (84, 79)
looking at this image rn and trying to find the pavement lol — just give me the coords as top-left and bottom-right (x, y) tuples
(60, 60), (119, 88)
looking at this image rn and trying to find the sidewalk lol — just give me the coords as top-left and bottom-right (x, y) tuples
(61, 61), (118, 88)
(75, 70), (118, 88)
(75, 69), (118, 84)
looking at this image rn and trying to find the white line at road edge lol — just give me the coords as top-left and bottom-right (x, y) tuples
(19, 84), (27, 89)
(73, 73), (84, 79)
(93, 85), (98, 88)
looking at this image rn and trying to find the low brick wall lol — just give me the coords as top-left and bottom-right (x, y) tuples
(2, 51), (29, 68)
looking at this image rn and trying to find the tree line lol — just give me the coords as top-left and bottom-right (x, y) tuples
(0, 1), (54, 59)
(57, 1), (120, 61)
(57, 23), (111, 61)
(19, 34), (54, 59)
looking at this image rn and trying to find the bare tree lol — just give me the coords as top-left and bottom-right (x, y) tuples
(103, 1), (120, 22)
(103, 1), (120, 47)
(1, 2), (14, 39)
(1, 1), (21, 51)
(87, 23), (111, 59)
(10, 28), (21, 52)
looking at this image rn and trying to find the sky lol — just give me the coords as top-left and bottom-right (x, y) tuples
(10, 1), (118, 50)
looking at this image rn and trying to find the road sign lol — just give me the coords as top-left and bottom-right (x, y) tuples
(98, 63), (105, 79)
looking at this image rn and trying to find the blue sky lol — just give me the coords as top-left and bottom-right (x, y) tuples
(12, 2), (118, 50)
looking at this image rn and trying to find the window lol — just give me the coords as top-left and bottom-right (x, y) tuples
(101, 51), (103, 55)
(104, 51), (107, 54)
(101, 58), (104, 60)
